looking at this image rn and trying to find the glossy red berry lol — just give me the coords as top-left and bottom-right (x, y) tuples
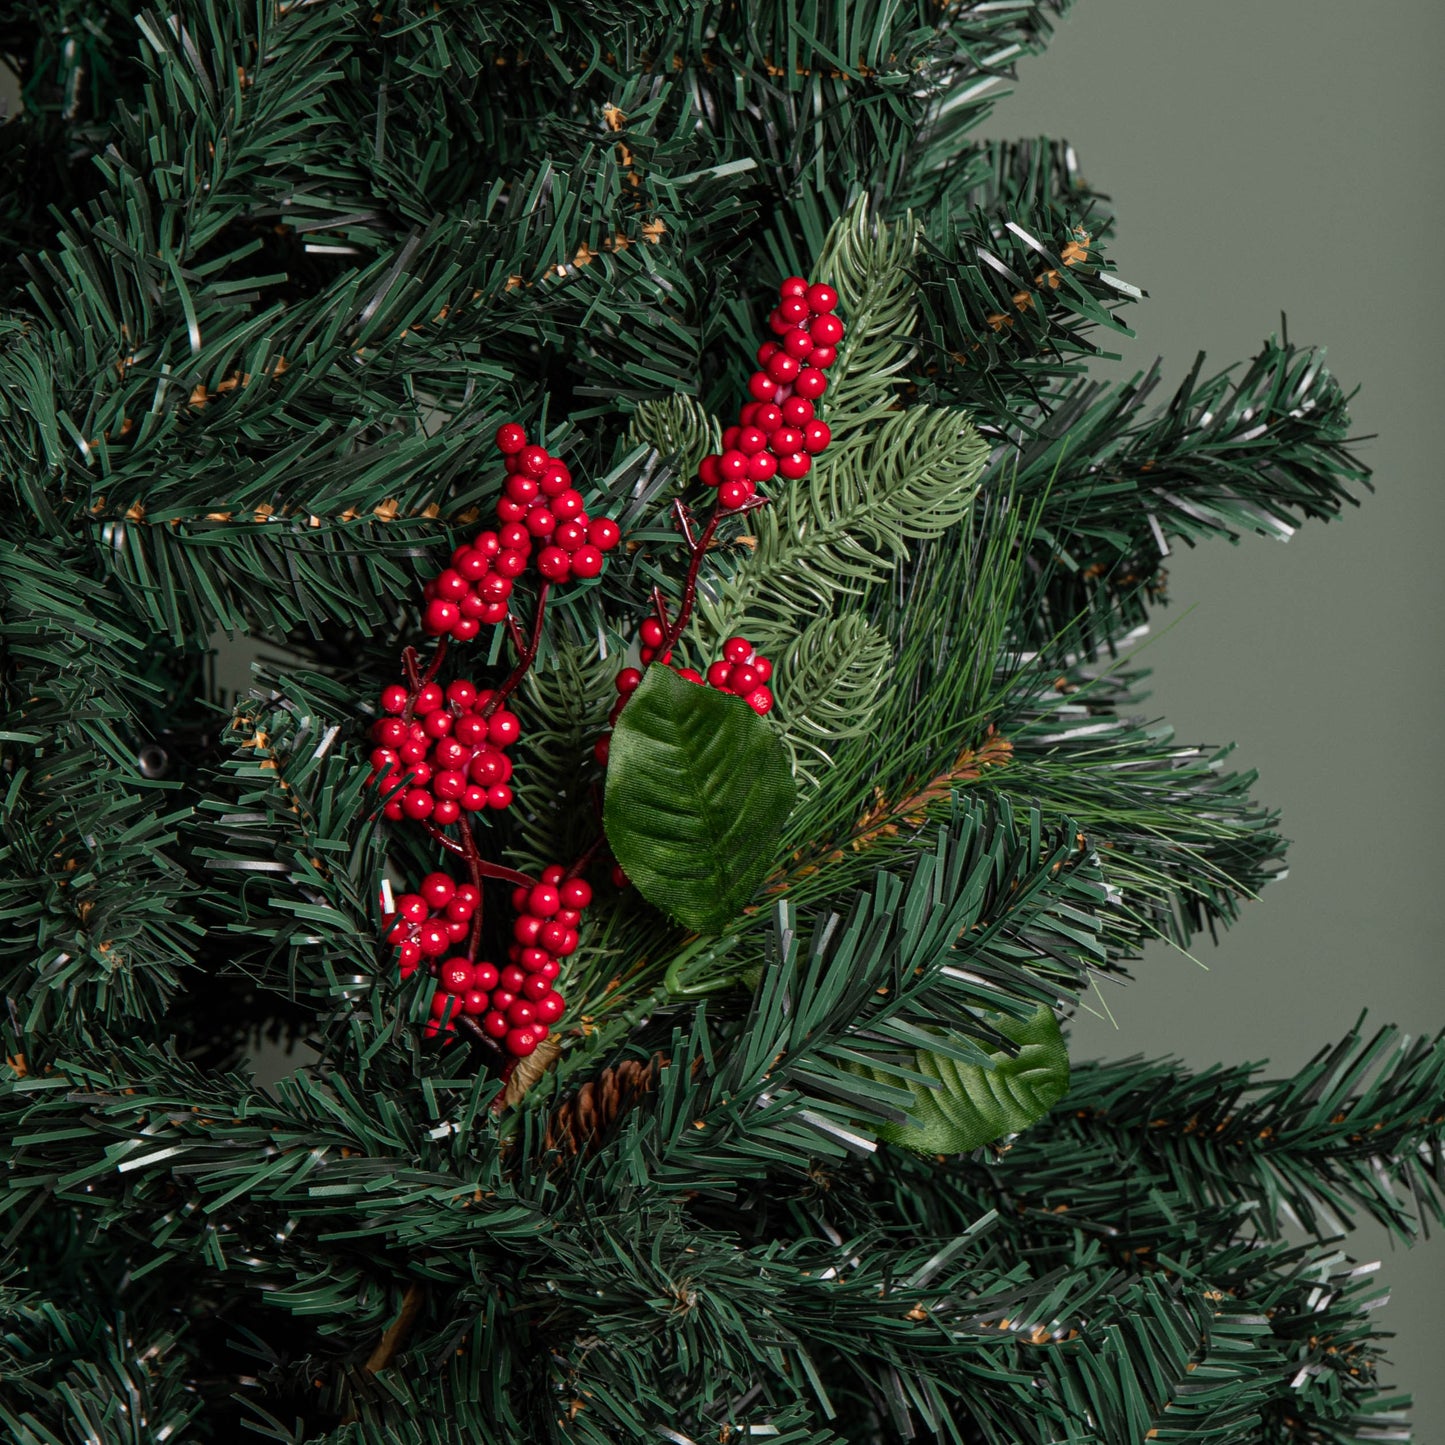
(778, 452), (811, 480)
(729, 663), (760, 695)
(793, 368), (827, 400)
(718, 479), (751, 510)
(500, 963), (527, 993)
(778, 296), (810, 325)
(808, 344), (837, 369)
(482, 1010), (510, 1039)
(553, 489), (585, 521)
(803, 420), (832, 453)
(560, 877), (592, 909)
(806, 283), (838, 313)
(537, 545), (572, 581)
(381, 685), (410, 714)
(587, 517), (621, 551)
(724, 637), (753, 664)
(505, 473), (540, 505)
(782, 327), (814, 359)
(748, 686), (775, 715)
(611, 863), (630, 888)
(401, 788), (433, 819)
(616, 667), (643, 694)
(440, 958), (473, 993)
(539, 463), (571, 497)
(770, 425), (803, 455)
(420, 873), (455, 909)
(571, 545), (604, 578)
(534, 991), (565, 1024)
(779, 275), (808, 298)
(674, 667), (704, 685)
(753, 656), (773, 682)
(496, 497), (527, 523)
(747, 371), (777, 402)
(525, 507), (557, 538)
(397, 893), (429, 924)
(554, 520), (588, 552)
(640, 617), (665, 648)
(416, 922), (450, 957)
(593, 735), (610, 764)
(539, 920), (570, 955)
(505, 1027), (539, 1057)
(472, 962), (499, 992)
(528, 883), (561, 917)
(513, 913), (543, 946)
(707, 660), (732, 689)
(415, 682), (443, 714)
(748, 451), (778, 482)
(520, 973), (552, 1002)
(518, 445), (548, 477)
(766, 351), (800, 383)
(718, 450), (749, 481)
(496, 422), (527, 453)
(754, 404), (783, 432)
(697, 454), (722, 488)
(487, 711), (521, 746)
(423, 710), (454, 739)
(810, 313), (844, 346)
(487, 783), (513, 809)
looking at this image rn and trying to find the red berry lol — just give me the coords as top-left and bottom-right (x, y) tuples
(514, 914), (543, 946)
(754, 343), (777, 367)
(415, 683), (443, 714)
(748, 686), (775, 715)
(421, 598), (456, 632)
(724, 637), (753, 664)
(753, 656), (773, 682)
(518, 445), (548, 477)
(611, 864), (630, 888)
(461, 784), (487, 811)
(539, 463), (571, 497)
(534, 991), (565, 1024)
(560, 877), (592, 910)
(429, 989), (457, 1018)
(482, 1010), (510, 1039)
(500, 963), (527, 993)
(505, 473), (540, 505)
(383, 799), (404, 820)
(808, 344), (837, 368)
(803, 420), (832, 453)
(463, 989), (490, 1016)
(674, 667), (704, 685)
(369, 747), (399, 776)
(781, 396), (814, 427)
(441, 914), (466, 938)
(520, 973), (552, 1002)
(537, 545), (572, 581)
(553, 489), (585, 521)
(496, 497), (528, 523)
(423, 710), (454, 739)
(498, 522), (529, 550)
(771, 426), (803, 455)
(778, 452), (811, 480)
(488, 711), (521, 747)
(778, 296), (810, 325)
(532, 957), (561, 983)
(473, 961), (499, 992)
(782, 327), (814, 359)
(737, 426), (768, 455)
(440, 958), (474, 994)
(491, 547), (526, 578)
(593, 735), (610, 765)
(520, 947), (550, 972)
(433, 769), (466, 800)
(496, 422), (527, 454)
(747, 371), (777, 402)
(380, 684), (410, 715)
(729, 663), (760, 695)
(766, 351), (800, 383)
(587, 516), (620, 551)
(435, 569), (467, 601)
(707, 660), (732, 689)
(616, 667), (643, 694)
(505, 1027), (539, 1058)
(528, 884), (561, 917)
(779, 275), (809, 298)
(402, 788), (434, 819)
(407, 761), (433, 786)
(487, 783), (513, 810)
(453, 617), (481, 641)
(539, 920), (569, 955)
(525, 508), (557, 538)
(506, 999), (536, 1028)
(768, 307), (791, 336)
(718, 450), (749, 481)
(554, 520), (588, 552)
(698, 454), (722, 488)
(640, 617), (665, 647)
(806, 283), (838, 313)
(794, 368), (827, 399)
(397, 893), (428, 924)
(455, 883), (479, 913)
(718, 479), (750, 510)
(810, 313), (844, 346)
(571, 545), (604, 578)
(748, 451), (778, 482)
(754, 404), (783, 432)
(416, 922), (450, 957)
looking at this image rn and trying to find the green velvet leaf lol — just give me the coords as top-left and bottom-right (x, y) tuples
(857, 1005), (1070, 1154)
(604, 665), (796, 933)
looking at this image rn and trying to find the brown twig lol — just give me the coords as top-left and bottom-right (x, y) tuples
(340, 1282), (426, 1424)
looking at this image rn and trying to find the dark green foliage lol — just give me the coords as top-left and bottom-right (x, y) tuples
(0, 1), (1425, 1442)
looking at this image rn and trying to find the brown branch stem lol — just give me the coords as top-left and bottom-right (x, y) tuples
(482, 583), (550, 719)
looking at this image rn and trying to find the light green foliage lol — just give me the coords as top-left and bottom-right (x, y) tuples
(774, 613), (893, 782)
(850, 1005), (1071, 1154)
(626, 394), (723, 488)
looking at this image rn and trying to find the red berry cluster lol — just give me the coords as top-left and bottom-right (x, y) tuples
(423, 427), (623, 639)
(697, 278), (843, 511)
(426, 867), (590, 1056)
(368, 678), (521, 821)
(382, 873), (480, 979)
(706, 636), (774, 715)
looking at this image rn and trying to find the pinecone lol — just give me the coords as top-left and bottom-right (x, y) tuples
(544, 1054), (667, 1158)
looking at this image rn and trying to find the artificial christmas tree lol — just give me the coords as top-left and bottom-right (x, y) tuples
(1, 2), (1440, 1442)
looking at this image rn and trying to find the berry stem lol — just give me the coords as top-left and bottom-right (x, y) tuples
(422, 821), (467, 857)
(482, 582), (550, 719)
(457, 818), (487, 961)
(655, 493), (771, 656)
(420, 635), (449, 688)
(564, 831), (606, 881)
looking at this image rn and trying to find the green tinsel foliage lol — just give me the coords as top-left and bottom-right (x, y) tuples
(0, 2), (1429, 1443)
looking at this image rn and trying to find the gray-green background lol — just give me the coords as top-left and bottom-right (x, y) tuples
(989, 0), (1445, 1427)
(8, 0), (1442, 1428)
